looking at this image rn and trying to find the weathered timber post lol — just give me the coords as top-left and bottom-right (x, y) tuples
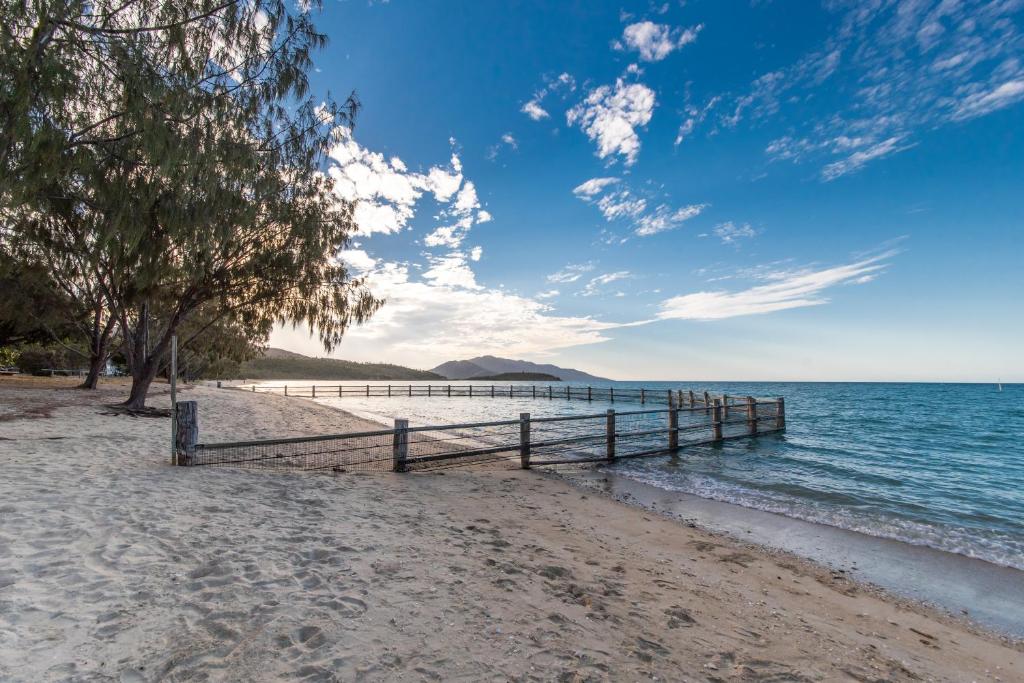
(338, 385), (343, 397)
(387, 385), (391, 397)
(520, 412), (531, 469)
(747, 396), (757, 435)
(712, 399), (723, 442)
(428, 385), (431, 397)
(510, 385), (513, 398)
(312, 385), (316, 398)
(252, 385), (256, 392)
(393, 418), (409, 472)
(667, 390), (673, 406)
(588, 386), (592, 401)
(469, 385), (473, 398)
(366, 384), (370, 396)
(174, 400), (198, 466)
(668, 396), (679, 453)
(408, 384), (412, 397)
(689, 390), (695, 407)
(447, 384), (452, 397)
(548, 385), (552, 399)
(532, 385), (536, 399)
(284, 385), (288, 397)
(490, 384), (495, 398)
(641, 388), (646, 404)
(610, 387), (615, 403)
(606, 409), (616, 462)
(703, 391), (711, 413)
(776, 397), (786, 431)
(566, 385), (570, 400)
(722, 394), (729, 418)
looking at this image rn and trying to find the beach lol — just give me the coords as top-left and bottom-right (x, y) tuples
(1, 378), (1022, 681)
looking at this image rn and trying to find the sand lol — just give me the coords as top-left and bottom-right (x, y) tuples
(0, 378), (1021, 681)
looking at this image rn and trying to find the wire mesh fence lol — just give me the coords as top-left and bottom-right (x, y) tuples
(182, 397), (785, 473)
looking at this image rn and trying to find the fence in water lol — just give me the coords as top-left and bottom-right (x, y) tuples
(174, 394), (785, 472)
(246, 382), (741, 408)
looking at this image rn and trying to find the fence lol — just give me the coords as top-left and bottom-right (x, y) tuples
(174, 396), (785, 472)
(245, 382), (756, 409)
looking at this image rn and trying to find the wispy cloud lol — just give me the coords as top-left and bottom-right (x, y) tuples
(658, 252), (895, 321)
(711, 221), (758, 244)
(613, 21), (703, 62)
(573, 177), (620, 197)
(634, 204), (706, 236)
(567, 78), (655, 165)
(547, 263), (595, 284)
(574, 177), (706, 238)
(521, 100), (549, 121)
(582, 271), (632, 297)
(695, 1), (1024, 179)
(521, 72), (576, 122)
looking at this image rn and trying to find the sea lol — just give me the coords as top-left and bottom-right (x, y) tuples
(289, 380), (1024, 575)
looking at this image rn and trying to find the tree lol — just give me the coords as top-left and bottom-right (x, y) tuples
(2, 0), (382, 408)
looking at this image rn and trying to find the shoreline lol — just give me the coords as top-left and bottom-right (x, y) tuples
(556, 468), (1024, 641)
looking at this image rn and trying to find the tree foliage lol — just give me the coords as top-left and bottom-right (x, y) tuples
(1, 0), (382, 407)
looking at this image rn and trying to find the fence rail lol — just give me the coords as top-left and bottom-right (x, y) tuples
(174, 396), (785, 472)
(244, 382), (770, 409)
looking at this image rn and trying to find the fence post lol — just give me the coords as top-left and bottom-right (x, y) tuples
(366, 384), (370, 396)
(428, 385), (431, 397)
(747, 396), (757, 435)
(668, 397), (678, 453)
(392, 418), (409, 472)
(174, 400), (198, 466)
(588, 386), (592, 401)
(689, 390), (695, 407)
(469, 385), (473, 398)
(610, 387), (615, 403)
(703, 391), (711, 415)
(677, 389), (683, 408)
(548, 385), (552, 399)
(606, 409), (616, 462)
(566, 385), (570, 400)
(776, 397), (786, 431)
(520, 412), (531, 469)
(338, 385), (343, 397)
(388, 384), (391, 397)
(666, 389), (672, 406)
(252, 385), (256, 392)
(312, 385), (316, 398)
(712, 399), (723, 442)
(409, 384), (412, 397)
(641, 388), (645, 404)
(447, 384), (451, 397)
(723, 394), (729, 418)
(510, 385), (513, 398)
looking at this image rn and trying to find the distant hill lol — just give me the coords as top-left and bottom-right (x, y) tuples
(431, 356), (608, 382)
(240, 348), (442, 380)
(470, 372), (561, 381)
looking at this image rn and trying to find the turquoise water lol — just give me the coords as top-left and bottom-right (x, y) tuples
(292, 380), (1024, 571)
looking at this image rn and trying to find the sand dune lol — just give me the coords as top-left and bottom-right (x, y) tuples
(0, 379), (1020, 681)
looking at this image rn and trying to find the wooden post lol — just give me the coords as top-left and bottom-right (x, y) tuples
(712, 399), (723, 442)
(284, 385), (288, 397)
(408, 384), (412, 397)
(548, 385), (552, 399)
(387, 384), (391, 397)
(392, 418), (409, 472)
(366, 384), (370, 397)
(509, 385), (513, 398)
(640, 388), (645, 404)
(469, 385), (473, 398)
(723, 394), (729, 418)
(428, 385), (431, 397)
(491, 384), (495, 398)
(566, 385), (570, 400)
(610, 387), (615, 403)
(747, 396), (757, 435)
(668, 396), (678, 452)
(532, 385), (536, 399)
(776, 397), (786, 431)
(447, 384), (452, 397)
(170, 335), (177, 462)
(606, 409), (616, 462)
(588, 386), (592, 401)
(689, 390), (695, 407)
(520, 412), (531, 469)
(666, 389), (672, 406)
(312, 385), (316, 398)
(252, 385), (256, 392)
(174, 400), (198, 466)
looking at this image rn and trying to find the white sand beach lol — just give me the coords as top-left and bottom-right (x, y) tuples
(1, 378), (1021, 681)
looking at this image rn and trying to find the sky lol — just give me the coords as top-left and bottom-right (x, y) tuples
(270, 0), (1024, 382)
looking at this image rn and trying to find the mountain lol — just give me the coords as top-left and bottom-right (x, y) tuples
(240, 348), (443, 380)
(470, 372), (561, 381)
(430, 356), (608, 383)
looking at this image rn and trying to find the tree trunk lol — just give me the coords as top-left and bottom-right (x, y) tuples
(81, 354), (104, 390)
(79, 314), (115, 390)
(123, 359), (161, 410)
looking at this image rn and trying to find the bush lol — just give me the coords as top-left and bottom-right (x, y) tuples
(0, 346), (18, 368)
(14, 345), (73, 374)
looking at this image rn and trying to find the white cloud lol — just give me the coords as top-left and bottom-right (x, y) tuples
(820, 136), (914, 181)
(338, 248), (377, 273)
(547, 263), (595, 284)
(615, 21), (703, 62)
(951, 79), (1024, 121)
(658, 253), (893, 321)
(521, 100), (550, 120)
(469, 246), (483, 261)
(634, 204), (706, 237)
(596, 191), (647, 221)
(423, 252), (480, 290)
(572, 177), (620, 197)
(582, 271), (632, 297)
(567, 78), (656, 165)
(501, 132), (518, 148)
(536, 289), (559, 299)
(712, 221), (758, 244)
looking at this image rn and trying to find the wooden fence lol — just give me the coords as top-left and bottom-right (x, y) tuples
(246, 382), (752, 409)
(173, 395), (785, 471)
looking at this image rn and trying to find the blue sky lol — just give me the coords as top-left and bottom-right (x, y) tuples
(270, 0), (1024, 381)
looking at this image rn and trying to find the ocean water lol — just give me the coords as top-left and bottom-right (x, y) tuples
(282, 380), (1024, 572)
